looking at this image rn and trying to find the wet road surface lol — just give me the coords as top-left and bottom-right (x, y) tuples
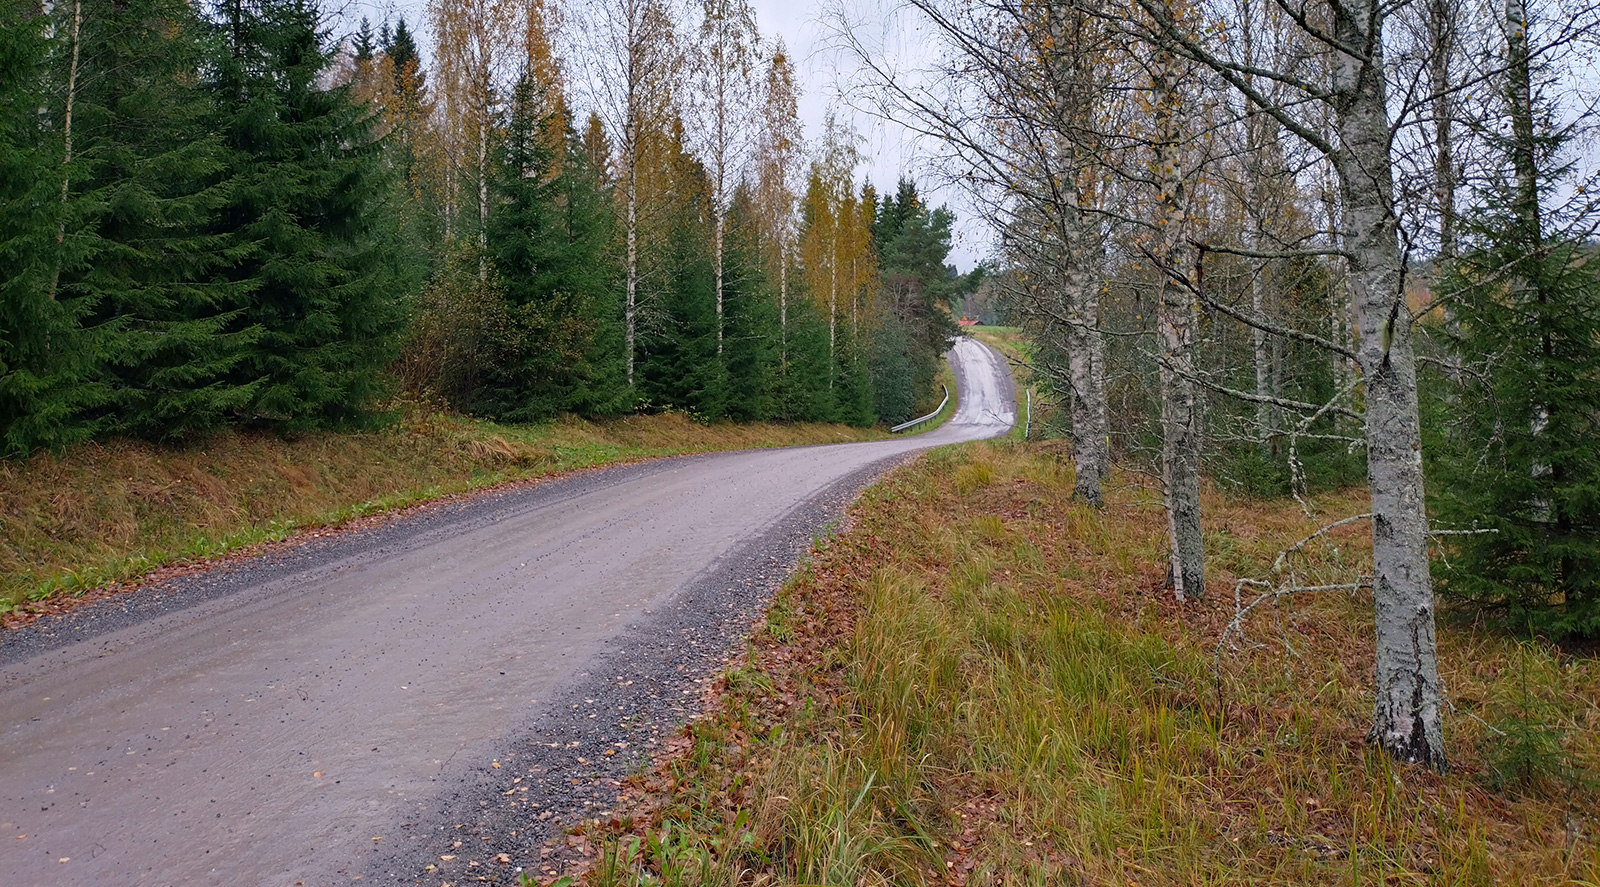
(0, 337), (1014, 885)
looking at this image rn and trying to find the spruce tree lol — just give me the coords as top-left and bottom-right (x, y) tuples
(1429, 25), (1600, 638)
(721, 189), (778, 421)
(0, 0), (91, 454)
(481, 72), (624, 420)
(61, 0), (244, 440)
(210, 0), (405, 430)
(1431, 213), (1600, 639)
(873, 178), (966, 422)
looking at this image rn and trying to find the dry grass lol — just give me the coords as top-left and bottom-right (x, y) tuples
(581, 439), (1599, 887)
(0, 411), (882, 618)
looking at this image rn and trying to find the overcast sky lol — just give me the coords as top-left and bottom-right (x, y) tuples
(336, 0), (990, 270)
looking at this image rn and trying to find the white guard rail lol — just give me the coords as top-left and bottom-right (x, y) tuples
(889, 384), (950, 433)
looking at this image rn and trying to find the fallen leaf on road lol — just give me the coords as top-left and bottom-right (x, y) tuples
(440, 855), (455, 861)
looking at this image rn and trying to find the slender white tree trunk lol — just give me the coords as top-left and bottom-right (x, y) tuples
(478, 117), (490, 279)
(779, 244), (788, 371)
(49, 0), (83, 300)
(828, 222), (837, 385)
(626, 140), (638, 387)
(1151, 43), (1205, 601)
(1333, 0), (1445, 769)
(714, 208), (724, 357)
(1062, 199), (1109, 505)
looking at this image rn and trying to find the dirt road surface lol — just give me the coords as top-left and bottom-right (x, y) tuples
(0, 337), (1014, 886)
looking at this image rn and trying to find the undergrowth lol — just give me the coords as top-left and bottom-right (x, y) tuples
(0, 411), (882, 617)
(579, 440), (1599, 887)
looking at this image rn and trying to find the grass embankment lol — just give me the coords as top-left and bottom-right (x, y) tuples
(581, 440), (1598, 886)
(0, 412), (884, 621)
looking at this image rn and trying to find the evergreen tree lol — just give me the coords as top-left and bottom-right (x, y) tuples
(1428, 20), (1600, 639)
(210, 0), (406, 430)
(1430, 210), (1600, 638)
(481, 72), (626, 420)
(721, 187), (779, 421)
(0, 0), (92, 454)
(62, 0), (243, 440)
(872, 178), (965, 423)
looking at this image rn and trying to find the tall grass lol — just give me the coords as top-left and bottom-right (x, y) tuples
(586, 440), (1599, 887)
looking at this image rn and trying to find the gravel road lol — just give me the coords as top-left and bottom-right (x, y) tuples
(0, 336), (1015, 886)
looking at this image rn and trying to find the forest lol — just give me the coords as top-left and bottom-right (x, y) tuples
(0, 0), (972, 457)
(820, 0), (1600, 776)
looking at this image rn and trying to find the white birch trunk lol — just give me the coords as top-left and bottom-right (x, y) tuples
(779, 244), (788, 371)
(49, 0), (82, 300)
(626, 152), (638, 387)
(478, 117), (489, 279)
(1332, 0), (1446, 769)
(1152, 46), (1205, 600)
(1062, 197), (1109, 505)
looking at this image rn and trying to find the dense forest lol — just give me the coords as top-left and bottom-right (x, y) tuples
(0, 0), (972, 458)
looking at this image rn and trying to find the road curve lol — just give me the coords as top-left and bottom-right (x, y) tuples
(0, 336), (1014, 886)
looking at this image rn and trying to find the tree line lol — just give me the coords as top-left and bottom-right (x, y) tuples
(837, 0), (1600, 772)
(0, 0), (973, 456)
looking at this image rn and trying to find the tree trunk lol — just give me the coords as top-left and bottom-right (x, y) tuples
(626, 138), (638, 387)
(1333, 0), (1446, 770)
(1152, 42), (1205, 601)
(49, 0), (83, 300)
(478, 116), (489, 279)
(1063, 200), (1109, 506)
(779, 244), (788, 373)
(714, 206), (724, 357)
(1428, 0), (1458, 262)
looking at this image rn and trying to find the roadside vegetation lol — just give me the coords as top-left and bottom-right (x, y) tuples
(574, 441), (1598, 887)
(0, 410), (882, 623)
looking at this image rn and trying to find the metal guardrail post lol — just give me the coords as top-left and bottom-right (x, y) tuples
(889, 384), (950, 433)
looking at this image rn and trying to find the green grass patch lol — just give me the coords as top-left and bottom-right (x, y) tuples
(581, 440), (1599, 887)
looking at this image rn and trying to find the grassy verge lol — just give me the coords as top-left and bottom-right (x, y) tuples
(0, 412), (884, 621)
(578, 440), (1598, 887)
(904, 361), (960, 435)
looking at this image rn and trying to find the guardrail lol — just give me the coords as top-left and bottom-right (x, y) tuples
(889, 384), (950, 433)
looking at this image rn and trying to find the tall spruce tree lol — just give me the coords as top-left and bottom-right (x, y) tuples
(62, 0), (243, 440)
(721, 186), (779, 421)
(482, 72), (625, 420)
(872, 179), (965, 424)
(210, 0), (405, 430)
(0, 0), (91, 454)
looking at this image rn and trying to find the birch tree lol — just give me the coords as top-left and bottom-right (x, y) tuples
(753, 41), (804, 374)
(690, 0), (760, 358)
(570, 0), (680, 387)
(831, 0), (1120, 504)
(1133, 0), (1450, 767)
(430, 0), (522, 264)
(1144, 0), (1207, 600)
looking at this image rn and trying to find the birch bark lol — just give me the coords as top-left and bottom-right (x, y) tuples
(1331, 0), (1446, 768)
(1151, 27), (1205, 600)
(1062, 193), (1109, 506)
